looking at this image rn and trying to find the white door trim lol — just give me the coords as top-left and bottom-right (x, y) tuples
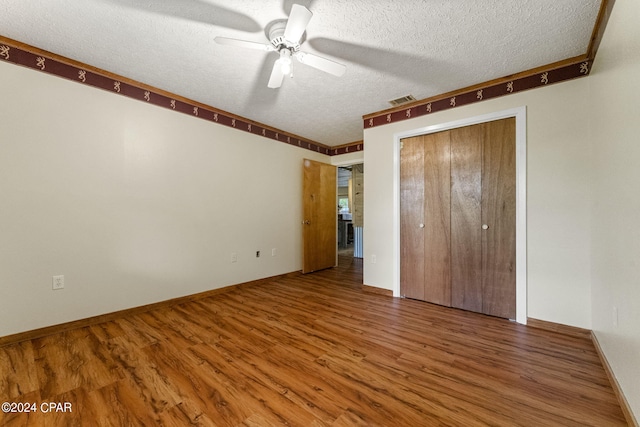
(392, 106), (527, 324)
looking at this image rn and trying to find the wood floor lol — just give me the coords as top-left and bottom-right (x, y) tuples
(0, 257), (627, 426)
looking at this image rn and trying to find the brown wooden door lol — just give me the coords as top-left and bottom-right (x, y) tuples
(423, 132), (453, 306)
(302, 159), (337, 274)
(399, 117), (516, 319)
(481, 118), (516, 319)
(400, 132), (451, 306)
(450, 124), (483, 313)
(400, 136), (426, 301)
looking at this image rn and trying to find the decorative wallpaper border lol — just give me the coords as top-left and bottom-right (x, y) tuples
(331, 141), (363, 156)
(0, 38), (335, 156)
(0, 36), (600, 158)
(363, 59), (592, 129)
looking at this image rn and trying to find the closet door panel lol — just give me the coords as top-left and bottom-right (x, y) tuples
(400, 137), (425, 300)
(450, 124), (483, 313)
(482, 118), (517, 319)
(423, 131), (452, 306)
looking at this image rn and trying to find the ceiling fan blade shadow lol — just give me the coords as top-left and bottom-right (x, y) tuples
(101, 0), (261, 33)
(308, 37), (448, 84)
(241, 55), (282, 114)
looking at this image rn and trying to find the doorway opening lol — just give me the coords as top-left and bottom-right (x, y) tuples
(337, 164), (363, 266)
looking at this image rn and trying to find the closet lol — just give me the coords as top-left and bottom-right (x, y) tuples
(400, 117), (516, 319)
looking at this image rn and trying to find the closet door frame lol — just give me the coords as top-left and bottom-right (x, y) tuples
(392, 106), (527, 324)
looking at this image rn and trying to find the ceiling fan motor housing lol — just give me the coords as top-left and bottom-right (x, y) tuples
(267, 20), (301, 52)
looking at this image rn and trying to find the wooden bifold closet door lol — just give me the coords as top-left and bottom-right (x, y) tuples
(400, 118), (516, 319)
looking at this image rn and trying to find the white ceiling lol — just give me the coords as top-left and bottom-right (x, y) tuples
(0, 0), (602, 147)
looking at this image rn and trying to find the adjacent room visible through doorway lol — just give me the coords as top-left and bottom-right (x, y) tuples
(337, 164), (363, 268)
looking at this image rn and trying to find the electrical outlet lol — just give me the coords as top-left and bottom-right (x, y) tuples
(256, 251), (260, 258)
(371, 255), (377, 264)
(231, 252), (237, 263)
(272, 248), (277, 257)
(52, 275), (64, 290)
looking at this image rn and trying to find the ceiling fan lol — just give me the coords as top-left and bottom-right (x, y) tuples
(214, 4), (347, 89)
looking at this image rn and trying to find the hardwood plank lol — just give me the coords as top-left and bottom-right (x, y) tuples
(85, 380), (166, 426)
(105, 335), (182, 415)
(331, 409), (370, 427)
(223, 344), (342, 425)
(0, 259), (627, 426)
(142, 340), (248, 426)
(0, 340), (38, 399)
(184, 344), (261, 423)
(0, 390), (42, 426)
(32, 328), (122, 399)
(188, 342), (320, 426)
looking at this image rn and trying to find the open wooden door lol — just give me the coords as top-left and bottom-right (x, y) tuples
(302, 159), (337, 273)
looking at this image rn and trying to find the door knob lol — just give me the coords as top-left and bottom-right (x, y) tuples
(419, 223), (425, 228)
(304, 220), (310, 225)
(482, 224), (489, 230)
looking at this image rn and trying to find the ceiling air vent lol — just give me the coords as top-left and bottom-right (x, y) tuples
(388, 94), (416, 107)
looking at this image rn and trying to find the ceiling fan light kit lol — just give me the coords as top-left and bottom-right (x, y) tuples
(214, 4), (346, 89)
(277, 49), (293, 75)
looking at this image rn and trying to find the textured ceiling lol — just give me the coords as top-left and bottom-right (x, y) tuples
(0, 0), (602, 147)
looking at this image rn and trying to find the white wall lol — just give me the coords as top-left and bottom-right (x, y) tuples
(364, 78), (592, 329)
(589, 0), (640, 418)
(0, 60), (327, 337)
(330, 151), (364, 167)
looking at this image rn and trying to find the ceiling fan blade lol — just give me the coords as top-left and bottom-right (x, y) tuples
(214, 37), (274, 52)
(283, 4), (313, 43)
(295, 51), (346, 77)
(267, 61), (285, 88)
